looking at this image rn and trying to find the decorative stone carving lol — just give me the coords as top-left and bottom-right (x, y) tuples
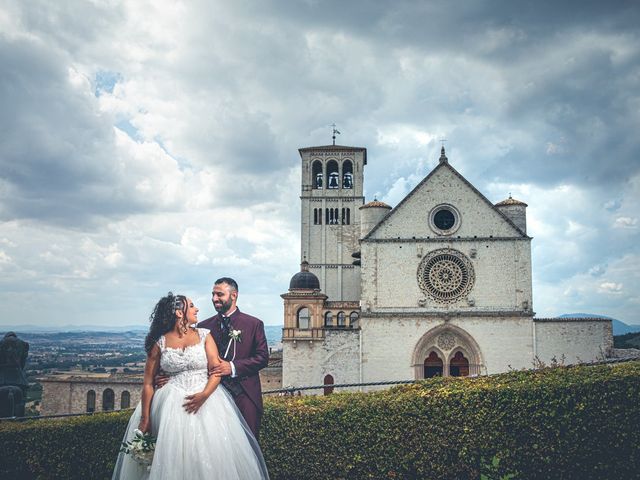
(417, 248), (475, 303)
(437, 332), (456, 351)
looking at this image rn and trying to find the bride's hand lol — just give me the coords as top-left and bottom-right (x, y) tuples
(137, 416), (150, 433)
(183, 391), (209, 414)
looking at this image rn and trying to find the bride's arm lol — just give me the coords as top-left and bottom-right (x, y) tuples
(138, 344), (161, 433)
(183, 334), (222, 414)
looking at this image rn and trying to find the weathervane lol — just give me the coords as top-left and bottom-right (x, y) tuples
(330, 123), (340, 146)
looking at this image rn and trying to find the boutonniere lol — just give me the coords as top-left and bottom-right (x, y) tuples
(224, 329), (242, 361)
(229, 329), (242, 343)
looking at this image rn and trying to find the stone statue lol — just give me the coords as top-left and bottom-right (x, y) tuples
(0, 332), (29, 417)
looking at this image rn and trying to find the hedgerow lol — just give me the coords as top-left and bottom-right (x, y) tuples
(1, 361), (638, 479)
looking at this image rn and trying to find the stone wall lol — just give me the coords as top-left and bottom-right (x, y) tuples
(534, 318), (613, 364)
(282, 329), (360, 392)
(360, 315), (535, 383)
(40, 374), (142, 416)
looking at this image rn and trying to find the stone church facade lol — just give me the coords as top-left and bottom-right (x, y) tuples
(281, 144), (612, 391)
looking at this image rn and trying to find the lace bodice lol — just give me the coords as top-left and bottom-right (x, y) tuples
(157, 328), (209, 393)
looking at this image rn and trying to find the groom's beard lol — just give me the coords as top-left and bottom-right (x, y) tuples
(213, 298), (233, 314)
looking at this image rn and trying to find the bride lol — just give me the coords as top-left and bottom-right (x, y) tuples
(112, 293), (269, 479)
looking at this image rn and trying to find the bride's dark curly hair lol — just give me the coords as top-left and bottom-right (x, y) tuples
(144, 292), (188, 353)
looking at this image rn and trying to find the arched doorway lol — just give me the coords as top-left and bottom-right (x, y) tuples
(412, 324), (483, 379)
(449, 351), (470, 377)
(424, 351), (444, 378)
(323, 374), (334, 395)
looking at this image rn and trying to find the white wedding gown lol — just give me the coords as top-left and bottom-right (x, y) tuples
(112, 328), (269, 480)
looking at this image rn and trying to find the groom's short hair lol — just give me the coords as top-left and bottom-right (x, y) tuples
(215, 277), (238, 293)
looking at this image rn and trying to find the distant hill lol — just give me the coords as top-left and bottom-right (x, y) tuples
(614, 332), (640, 349)
(1, 324), (284, 348)
(558, 313), (640, 336)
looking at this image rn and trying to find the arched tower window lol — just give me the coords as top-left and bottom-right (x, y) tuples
(324, 311), (333, 327)
(86, 390), (96, 413)
(297, 307), (310, 329)
(314, 208), (323, 225)
(323, 374), (335, 395)
(121, 390), (131, 409)
(341, 208), (351, 225)
(349, 311), (359, 328)
(327, 208), (340, 225)
(312, 160), (323, 189)
(102, 388), (115, 411)
(342, 160), (353, 189)
(424, 351), (443, 378)
(327, 160), (339, 189)
(449, 351), (470, 377)
(337, 311), (346, 327)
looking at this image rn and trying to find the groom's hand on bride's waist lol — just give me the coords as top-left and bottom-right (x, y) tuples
(154, 370), (170, 389)
(210, 360), (232, 377)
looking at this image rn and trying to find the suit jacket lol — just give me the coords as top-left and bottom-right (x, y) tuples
(198, 308), (269, 413)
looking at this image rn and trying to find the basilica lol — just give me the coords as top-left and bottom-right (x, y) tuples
(281, 144), (612, 390)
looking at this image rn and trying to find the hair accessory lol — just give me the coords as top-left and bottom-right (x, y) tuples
(172, 295), (184, 312)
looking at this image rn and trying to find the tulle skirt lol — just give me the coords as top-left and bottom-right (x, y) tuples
(112, 384), (269, 480)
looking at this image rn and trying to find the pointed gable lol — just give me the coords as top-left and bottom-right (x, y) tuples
(364, 160), (527, 240)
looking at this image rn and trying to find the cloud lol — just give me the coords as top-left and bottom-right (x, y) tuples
(0, 0), (638, 327)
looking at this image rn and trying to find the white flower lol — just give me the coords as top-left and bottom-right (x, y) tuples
(120, 429), (156, 467)
(229, 329), (242, 342)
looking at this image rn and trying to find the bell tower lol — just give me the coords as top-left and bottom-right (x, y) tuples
(298, 144), (366, 301)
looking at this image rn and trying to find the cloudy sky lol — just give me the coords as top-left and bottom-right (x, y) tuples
(1, 0), (638, 329)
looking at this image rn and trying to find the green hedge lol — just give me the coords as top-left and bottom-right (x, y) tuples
(2, 361), (639, 479)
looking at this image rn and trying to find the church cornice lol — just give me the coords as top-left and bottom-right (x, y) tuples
(324, 301), (360, 309)
(308, 264), (358, 269)
(360, 310), (534, 318)
(301, 196), (365, 201)
(299, 145), (367, 165)
(534, 317), (611, 323)
(363, 236), (532, 243)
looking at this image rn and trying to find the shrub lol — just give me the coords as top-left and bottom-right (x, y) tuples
(1, 361), (638, 479)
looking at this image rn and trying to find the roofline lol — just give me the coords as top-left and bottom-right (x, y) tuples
(362, 161), (528, 240)
(298, 145), (367, 165)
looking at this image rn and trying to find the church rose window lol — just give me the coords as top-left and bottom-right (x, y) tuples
(417, 248), (475, 303)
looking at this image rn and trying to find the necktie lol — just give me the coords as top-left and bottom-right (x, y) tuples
(221, 316), (231, 335)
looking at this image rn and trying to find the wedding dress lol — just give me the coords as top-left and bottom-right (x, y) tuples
(112, 328), (269, 480)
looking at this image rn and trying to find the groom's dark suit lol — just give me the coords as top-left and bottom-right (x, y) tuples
(198, 308), (269, 438)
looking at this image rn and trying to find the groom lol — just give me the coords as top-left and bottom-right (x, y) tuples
(198, 277), (269, 439)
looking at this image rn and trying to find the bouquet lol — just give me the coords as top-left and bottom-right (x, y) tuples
(120, 429), (156, 468)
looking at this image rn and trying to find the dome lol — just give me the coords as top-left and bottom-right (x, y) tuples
(289, 261), (320, 290)
(360, 200), (392, 209)
(495, 195), (528, 207)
